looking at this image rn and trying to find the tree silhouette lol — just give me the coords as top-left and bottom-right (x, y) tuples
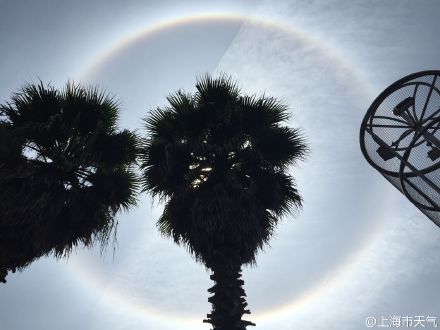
(0, 82), (138, 283)
(140, 75), (308, 329)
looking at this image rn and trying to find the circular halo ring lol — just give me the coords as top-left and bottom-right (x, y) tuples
(72, 12), (381, 325)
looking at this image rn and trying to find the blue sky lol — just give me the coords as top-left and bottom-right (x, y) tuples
(1, 1), (440, 329)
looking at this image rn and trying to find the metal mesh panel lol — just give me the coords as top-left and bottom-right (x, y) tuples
(360, 71), (440, 227)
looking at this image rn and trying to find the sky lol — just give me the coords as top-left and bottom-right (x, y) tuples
(1, 1), (440, 329)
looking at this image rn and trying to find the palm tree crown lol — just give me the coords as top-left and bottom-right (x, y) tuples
(140, 75), (308, 329)
(0, 82), (138, 282)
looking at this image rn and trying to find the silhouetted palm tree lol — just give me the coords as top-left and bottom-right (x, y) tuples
(0, 82), (138, 283)
(140, 75), (308, 329)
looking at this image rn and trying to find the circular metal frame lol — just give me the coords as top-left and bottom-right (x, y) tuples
(399, 116), (440, 211)
(360, 70), (440, 177)
(360, 70), (440, 226)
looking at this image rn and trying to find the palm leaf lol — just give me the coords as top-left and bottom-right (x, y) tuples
(0, 81), (139, 283)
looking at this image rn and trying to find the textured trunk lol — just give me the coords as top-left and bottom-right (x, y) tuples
(203, 263), (256, 329)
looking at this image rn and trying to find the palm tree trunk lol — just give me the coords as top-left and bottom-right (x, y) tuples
(203, 263), (256, 329)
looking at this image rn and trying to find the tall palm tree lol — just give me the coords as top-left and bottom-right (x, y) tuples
(140, 75), (308, 329)
(0, 82), (138, 283)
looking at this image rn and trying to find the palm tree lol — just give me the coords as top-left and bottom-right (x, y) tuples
(0, 82), (138, 283)
(140, 75), (308, 329)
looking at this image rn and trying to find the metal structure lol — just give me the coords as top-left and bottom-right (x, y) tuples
(360, 70), (440, 227)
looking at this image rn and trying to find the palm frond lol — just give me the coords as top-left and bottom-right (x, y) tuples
(0, 80), (139, 283)
(139, 73), (309, 267)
